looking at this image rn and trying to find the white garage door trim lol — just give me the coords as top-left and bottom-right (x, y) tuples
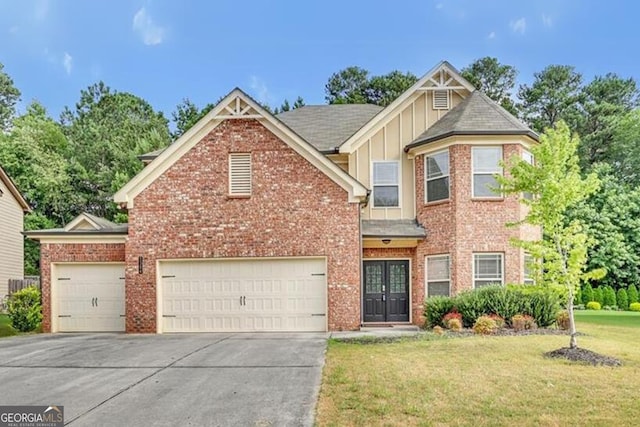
(51, 262), (126, 333)
(156, 257), (327, 333)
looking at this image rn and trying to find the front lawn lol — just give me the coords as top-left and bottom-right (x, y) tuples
(574, 310), (640, 328)
(316, 315), (639, 426)
(0, 313), (17, 338)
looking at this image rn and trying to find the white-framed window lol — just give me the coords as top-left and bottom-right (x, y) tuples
(425, 150), (449, 203)
(472, 146), (503, 198)
(426, 255), (450, 297)
(473, 253), (504, 288)
(229, 153), (252, 196)
(372, 161), (399, 207)
(524, 253), (535, 285)
(522, 149), (534, 200)
(433, 90), (450, 110)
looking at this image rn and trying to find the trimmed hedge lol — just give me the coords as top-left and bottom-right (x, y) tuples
(424, 285), (562, 329)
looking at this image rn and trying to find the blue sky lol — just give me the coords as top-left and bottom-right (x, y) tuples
(1, 0), (638, 121)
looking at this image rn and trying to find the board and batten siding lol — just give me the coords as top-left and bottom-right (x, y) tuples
(0, 178), (25, 297)
(349, 90), (463, 220)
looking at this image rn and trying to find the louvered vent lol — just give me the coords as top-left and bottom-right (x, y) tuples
(229, 153), (251, 196)
(433, 90), (450, 110)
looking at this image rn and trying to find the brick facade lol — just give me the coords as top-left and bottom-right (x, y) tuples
(126, 119), (361, 332)
(39, 243), (125, 332)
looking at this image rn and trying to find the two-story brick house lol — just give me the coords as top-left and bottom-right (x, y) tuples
(28, 61), (539, 333)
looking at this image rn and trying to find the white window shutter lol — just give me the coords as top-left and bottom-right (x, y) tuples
(433, 90), (450, 110)
(229, 153), (251, 195)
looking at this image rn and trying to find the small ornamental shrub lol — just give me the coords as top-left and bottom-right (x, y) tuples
(603, 286), (617, 307)
(556, 310), (570, 330)
(446, 318), (462, 331)
(574, 304), (585, 310)
(593, 287), (604, 305)
(586, 301), (602, 310)
(603, 305), (618, 311)
(581, 283), (594, 306)
(432, 325), (445, 335)
(629, 302), (640, 312)
(512, 314), (537, 332)
(617, 288), (629, 311)
(443, 310), (462, 327)
(424, 296), (455, 328)
(627, 284), (639, 304)
(7, 286), (42, 332)
(472, 315), (497, 335)
(488, 314), (505, 329)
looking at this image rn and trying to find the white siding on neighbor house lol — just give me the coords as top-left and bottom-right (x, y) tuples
(0, 178), (25, 297)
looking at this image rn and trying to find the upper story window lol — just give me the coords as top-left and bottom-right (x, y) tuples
(229, 153), (252, 196)
(426, 254), (450, 297)
(472, 146), (502, 198)
(425, 150), (449, 203)
(372, 161), (399, 207)
(473, 253), (504, 288)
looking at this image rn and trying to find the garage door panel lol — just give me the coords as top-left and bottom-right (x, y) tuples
(161, 258), (326, 332)
(55, 264), (125, 332)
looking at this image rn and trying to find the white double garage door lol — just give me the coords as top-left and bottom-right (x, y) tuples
(52, 258), (327, 333)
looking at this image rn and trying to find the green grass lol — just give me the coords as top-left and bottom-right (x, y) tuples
(317, 313), (640, 426)
(574, 309), (640, 328)
(0, 313), (17, 337)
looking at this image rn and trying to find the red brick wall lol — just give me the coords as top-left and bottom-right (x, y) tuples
(40, 243), (125, 332)
(127, 119), (361, 332)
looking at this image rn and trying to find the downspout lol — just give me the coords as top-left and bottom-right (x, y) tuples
(358, 190), (371, 329)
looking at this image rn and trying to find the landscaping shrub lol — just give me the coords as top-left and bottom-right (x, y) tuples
(455, 291), (487, 328)
(472, 315), (497, 335)
(630, 302), (640, 312)
(485, 286), (527, 323)
(616, 289), (629, 310)
(7, 286), (42, 332)
(424, 296), (455, 328)
(586, 301), (602, 310)
(593, 287), (604, 305)
(432, 325), (444, 335)
(603, 286), (617, 307)
(512, 314), (537, 331)
(446, 318), (462, 331)
(581, 283), (594, 306)
(574, 304), (585, 310)
(525, 288), (561, 328)
(627, 284), (639, 304)
(556, 310), (570, 330)
(488, 314), (505, 329)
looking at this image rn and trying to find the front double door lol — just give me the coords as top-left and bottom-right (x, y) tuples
(363, 260), (410, 323)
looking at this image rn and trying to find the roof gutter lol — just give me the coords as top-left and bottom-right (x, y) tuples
(405, 130), (539, 152)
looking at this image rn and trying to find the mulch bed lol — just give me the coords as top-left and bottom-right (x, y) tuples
(544, 346), (622, 367)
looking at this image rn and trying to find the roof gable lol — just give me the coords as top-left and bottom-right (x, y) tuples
(405, 91), (538, 151)
(0, 165), (30, 212)
(64, 212), (121, 231)
(338, 61), (475, 154)
(113, 88), (368, 208)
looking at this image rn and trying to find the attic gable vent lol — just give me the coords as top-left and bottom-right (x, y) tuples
(433, 90), (450, 110)
(229, 153), (252, 196)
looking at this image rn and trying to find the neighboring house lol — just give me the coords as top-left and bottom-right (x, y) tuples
(0, 165), (31, 297)
(27, 61), (540, 333)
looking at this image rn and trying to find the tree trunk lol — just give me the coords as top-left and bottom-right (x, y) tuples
(567, 286), (578, 349)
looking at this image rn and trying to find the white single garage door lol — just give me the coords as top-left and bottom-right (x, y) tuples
(54, 263), (125, 332)
(160, 258), (327, 332)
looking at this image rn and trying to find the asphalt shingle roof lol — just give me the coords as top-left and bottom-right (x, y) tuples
(277, 104), (383, 152)
(361, 220), (426, 238)
(406, 91), (538, 150)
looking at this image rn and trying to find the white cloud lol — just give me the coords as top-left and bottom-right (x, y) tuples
(133, 7), (166, 46)
(249, 76), (270, 104)
(542, 14), (553, 27)
(63, 52), (72, 75)
(34, 0), (49, 22)
(510, 18), (526, 34)
(488, 31), (496, 40)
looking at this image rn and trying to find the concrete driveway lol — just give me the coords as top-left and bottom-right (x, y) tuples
(0, 333), (328, 426)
